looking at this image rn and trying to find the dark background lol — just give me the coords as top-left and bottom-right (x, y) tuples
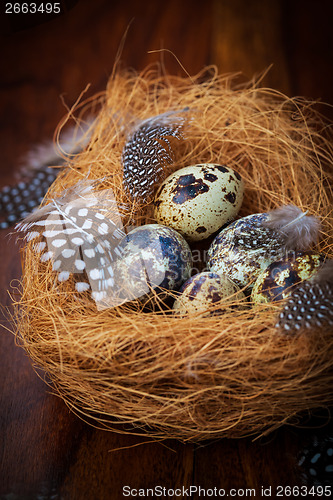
(1, 0), (333, 498)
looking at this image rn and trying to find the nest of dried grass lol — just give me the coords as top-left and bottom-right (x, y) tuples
(14, 66), (333, 442)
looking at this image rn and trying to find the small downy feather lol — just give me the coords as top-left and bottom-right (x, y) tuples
(122, 108), (189, 203)
(263, 205), (320, 251)
(309, 257), (333, 285)
(1, 120), (93, 229)
(16, 179), (127, 310)
(276, 259), (333, 333)
(20, 118), (94, 174)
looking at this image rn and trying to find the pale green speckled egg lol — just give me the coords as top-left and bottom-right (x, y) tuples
(251, 252), (325, 304)
(207, 213), (287, 290)
(173, 271), (246, 315)
(153, 164), (244, 242)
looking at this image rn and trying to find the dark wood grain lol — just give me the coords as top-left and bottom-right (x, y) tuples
(1, 0), (333, 498)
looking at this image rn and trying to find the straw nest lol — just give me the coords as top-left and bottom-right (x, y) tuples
(14, 66), (333, 442)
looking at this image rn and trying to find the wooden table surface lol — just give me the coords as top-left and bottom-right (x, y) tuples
(1, 1), (333, 498)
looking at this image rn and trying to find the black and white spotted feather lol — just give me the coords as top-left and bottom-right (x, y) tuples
(276, 259), (333, 332)
(1, 121), (93, 229)
(122, 108), (189, 203)
(0, 167), (60, 229)
(16, 179), (127, 309)
(298, 433), (333, 486)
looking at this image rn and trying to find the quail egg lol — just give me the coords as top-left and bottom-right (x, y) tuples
(207, 213), (287, 290)
(112, 224), (193, 303)
(173, 271), (246, 315)
(251, 251), (325, 303)
(153, 164), (244, 242)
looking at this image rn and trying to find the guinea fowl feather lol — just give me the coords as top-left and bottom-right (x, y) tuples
(122, 108), (189, 203)
(263, 205), (330, 333)
(0, 120), (94, 229)
(276, 259), (333, 332)
(16, 180), (127, 309)
(263, 205), (320, 250)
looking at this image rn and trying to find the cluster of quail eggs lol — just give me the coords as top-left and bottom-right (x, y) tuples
(152, 163), (248, 314)
(122, 162), (324, 316)
(117, 163), (242, 306)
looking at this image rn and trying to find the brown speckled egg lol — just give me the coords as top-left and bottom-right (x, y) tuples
(251, 252), (325, 303)
(113, 224), (193, 302)
(173, 271), (246, 315)
(207, 213), (286, 289)
(153, 164), (244, 242)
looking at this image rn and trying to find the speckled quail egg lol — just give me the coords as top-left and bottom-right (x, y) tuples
(153, 164), (244, 242)
(251, 251), (325, 303)
(173, 271), (246, 315)
(207, 213), (288, 290)
(112, 224), (192, 302)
